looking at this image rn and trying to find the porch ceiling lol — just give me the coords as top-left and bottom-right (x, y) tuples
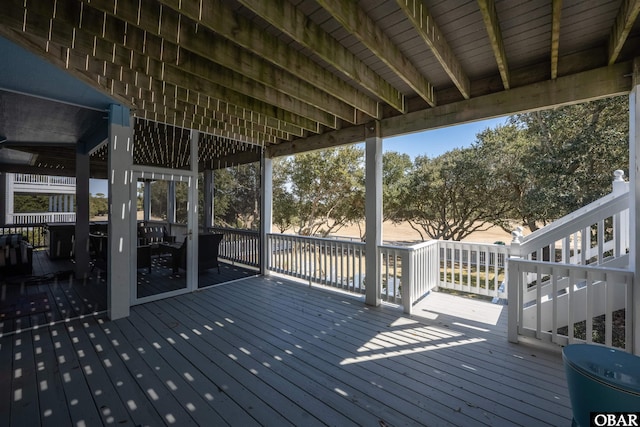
(0, 0), (639, 174)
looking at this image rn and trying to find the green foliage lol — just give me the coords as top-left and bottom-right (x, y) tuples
(477, 96), (628, 232)
(214, 163), (261, 230)
(13, 194), (49, 212)
(274, 146), (365, 237)
(272, 161), (297, 233)
(391, 148), (510, 241)
(382, 151), (412, 222)
(90, 193), (108, 218)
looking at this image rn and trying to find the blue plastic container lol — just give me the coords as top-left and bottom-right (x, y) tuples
(563, 344), (640, 427)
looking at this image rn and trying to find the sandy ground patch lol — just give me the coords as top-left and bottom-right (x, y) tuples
(325, 220), (513, 245)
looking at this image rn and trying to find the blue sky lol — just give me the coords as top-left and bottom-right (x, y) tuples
(89, 116), (508, 194)
(384, 116), (508, 159)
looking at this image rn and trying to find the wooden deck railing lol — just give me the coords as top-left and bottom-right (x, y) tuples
(211, 227), (260, 268)
(12, 173), (76, 186)
(8, 212), (76, 224)
(267, 233), (366, 295)
(506, 171), (632, 350)
(266, 235), (496, 311)
(508, 258), (633, 351)
(379, 241), (440, 311)
(0, 223), (48, 248)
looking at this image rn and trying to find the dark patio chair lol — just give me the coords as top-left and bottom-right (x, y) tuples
(170, 233), (223, 274)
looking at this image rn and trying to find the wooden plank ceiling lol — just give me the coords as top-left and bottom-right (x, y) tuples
(0, 0), (639, 173)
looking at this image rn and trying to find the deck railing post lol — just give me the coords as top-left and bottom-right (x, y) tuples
(401, 248), (414, 314)
(507, 257), (521, 343)
(365, 121), (382, 307)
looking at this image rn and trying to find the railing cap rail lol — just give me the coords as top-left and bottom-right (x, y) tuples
(507, 256), (633, 276)
(514, 190), (629, 253)
(267, 232), (366, 246)
(380, 239), (440, 251)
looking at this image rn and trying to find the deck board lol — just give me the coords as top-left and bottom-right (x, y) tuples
(0, 275), (574, 426)
(31, 327), (73, 427)
(1, 251), (257, 336)
(155, 297), (365, 426)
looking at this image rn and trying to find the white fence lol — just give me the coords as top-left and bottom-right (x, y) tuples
(9, 212), (76, 224)
(379, 241), (440, 310)
(13, 174), (76, 186)
(507, 172), (632, 350)
(268, 233), (366, 295)
(211, 227), (260, 268)
(438, 241), (510, 300)
(508, 259), (633, 351)
(266, 234), (506, 311)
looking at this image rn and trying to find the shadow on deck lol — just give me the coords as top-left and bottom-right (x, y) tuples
(0, 274), (573, 426)
(0, 250), (257, 336)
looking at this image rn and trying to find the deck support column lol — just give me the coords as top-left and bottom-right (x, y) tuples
(187, 130), (199, 280)
(107, 104), (134, 320)
(630, 58), (640, 355)
(74, 143), (91, 279)
(167, 181), (176, 224)
(143, 179), (151, 221)
(204, 169), (215, 230)
(365, 121), (382, 307)
(261, 150), (273, 276)
(0, 173), (7, 224)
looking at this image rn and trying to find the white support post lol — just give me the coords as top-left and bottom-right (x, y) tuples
(0, 173), (7, 224)
(167, 181), (176, 224)
(630, 58), (640, 355)
(204, 169), (215, 230)
(143, 179), (151, 221)
(107, 104), (134, 320)
(261, 150), (273, 276)
(365, 121), (382, 307)
(74, 144), (91, 279)
(187, 130), (199, 281)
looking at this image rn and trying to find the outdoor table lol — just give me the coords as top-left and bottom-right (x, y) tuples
(563, 343), (640, 427)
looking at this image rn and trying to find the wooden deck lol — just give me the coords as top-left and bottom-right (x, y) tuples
(0, 274), (574, 426)
(0, 251), (258, 335)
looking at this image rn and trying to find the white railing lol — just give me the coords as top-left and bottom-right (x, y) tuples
(212, 227), (260, 268)
(13, 174), (76, 186)
(508, 258), (633, 351)
(9, 212), (76, 224)
(268, 234), (366, 295)
(266, 234), (499, 311)
(438, 241), (510, 300)
(379, 241), (440, 311)
(511, 170), (629, 269)
(506, 171), (633, 350)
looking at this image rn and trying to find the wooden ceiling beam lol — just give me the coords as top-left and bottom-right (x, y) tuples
(135, 110), (269, 146)
(235, 0), (402, 114)
(154, 0), (380, 120)
(271, 61), (633, 157)
(80, 72), (278, 144)
(72, 52), (291, 141)
(550, 0), (562, 79)
(608, 0), (640, 65)
(70, 0), (341, 129)
(0, 3), (318, 135)
(395, 0), (470, 99)
(316, 0), (436, 107)
(477, 0), (510, 89)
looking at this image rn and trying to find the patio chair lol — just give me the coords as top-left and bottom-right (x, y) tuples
(170, 233), (223, 274)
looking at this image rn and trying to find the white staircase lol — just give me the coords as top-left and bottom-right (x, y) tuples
(508, 171), (634, 351)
